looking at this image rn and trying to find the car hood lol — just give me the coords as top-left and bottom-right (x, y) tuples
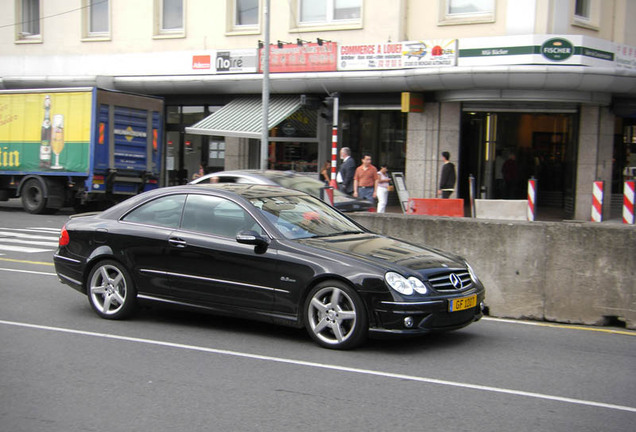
(297, 233), (463, 272)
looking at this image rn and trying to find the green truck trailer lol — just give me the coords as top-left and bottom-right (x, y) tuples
(0, 88), (163, 213)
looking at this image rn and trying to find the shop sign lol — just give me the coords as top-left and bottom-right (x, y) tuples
(458, 35), (615, 67)
(338, 40), (456, 71)
(541, 38), (573, 61)
(401, 92), (424, 113)
(616, 44), (636, 70)
(215, 49), (258, 74)
(259, 42), (337, 73)
(189, 49), (258, 74)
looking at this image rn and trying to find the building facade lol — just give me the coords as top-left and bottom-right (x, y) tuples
(2, 0), (635, 220)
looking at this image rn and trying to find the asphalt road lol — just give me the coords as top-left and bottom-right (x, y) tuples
(1, 199), (635, 432)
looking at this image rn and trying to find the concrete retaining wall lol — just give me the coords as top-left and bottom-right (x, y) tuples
(349, 213), (636, 329)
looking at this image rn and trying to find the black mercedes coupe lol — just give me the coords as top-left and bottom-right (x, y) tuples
(54, 184), (485, 349)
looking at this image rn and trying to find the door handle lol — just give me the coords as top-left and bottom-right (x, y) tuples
(168, 238), (187, 248)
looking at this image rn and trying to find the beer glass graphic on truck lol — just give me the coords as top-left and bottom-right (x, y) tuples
(39, 95), (52, 169)
(51, 114), (65, 169)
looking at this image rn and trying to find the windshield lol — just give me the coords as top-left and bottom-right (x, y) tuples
(249, 194), (364, 239)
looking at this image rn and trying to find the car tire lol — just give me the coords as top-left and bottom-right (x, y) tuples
(303, 280), (368, 350)
(86, 260), (137, 320)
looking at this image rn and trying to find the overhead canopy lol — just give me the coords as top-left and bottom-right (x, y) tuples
(185, 95), (303, 139)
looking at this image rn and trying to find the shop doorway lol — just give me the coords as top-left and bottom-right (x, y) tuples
(459, 111), (578, 219)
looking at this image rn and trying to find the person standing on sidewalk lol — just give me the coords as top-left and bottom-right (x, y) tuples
(376, 164), (391, 213)
(353, 153), (378, 202)
(437, 151), (456, 199)
(337, 147), (355, 195)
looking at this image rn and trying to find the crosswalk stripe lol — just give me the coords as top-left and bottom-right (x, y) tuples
(0, 244), (52, 253)
(0, 230), (59, 241)
(0, 238), (59, 247)
(0, 227), (60, 254)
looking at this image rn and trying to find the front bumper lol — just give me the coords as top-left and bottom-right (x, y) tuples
(368, 288), (485, 335)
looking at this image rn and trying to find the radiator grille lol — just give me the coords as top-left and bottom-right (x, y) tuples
(428, 270), (472, 292)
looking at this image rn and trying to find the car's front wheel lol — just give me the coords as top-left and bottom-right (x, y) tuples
(304, 281), (367, 349)
(87, 260), (137, 320)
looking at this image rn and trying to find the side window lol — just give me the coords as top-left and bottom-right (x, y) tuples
(122, 194), (186, 229)
(181, 195), (263, 238)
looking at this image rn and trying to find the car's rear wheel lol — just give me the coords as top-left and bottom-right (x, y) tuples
(304, 281), (367, 350)
(87, 260), (137, 320)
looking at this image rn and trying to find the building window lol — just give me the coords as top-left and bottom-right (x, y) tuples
(236, 0), (259, 26)
(574, 0), (590, 18)
(439, 0), (495, 25)
(155, 0), (185, 37)
(572, 0), (599, 29)
(82, 0), (110, 40)
(298, 0), (361, 24)
(16, 0), (41, 41)
(227, 0), (259, 33)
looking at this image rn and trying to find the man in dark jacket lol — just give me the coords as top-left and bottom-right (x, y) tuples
(437, 151), (456, 198)
(337, 147), (355, 195)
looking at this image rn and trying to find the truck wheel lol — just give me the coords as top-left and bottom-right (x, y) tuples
(21, 179), (47, 214)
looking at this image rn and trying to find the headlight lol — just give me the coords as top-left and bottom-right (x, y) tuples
(385, 272), (428, 295)
(466, 262), (479, 283)
(409, 276), (428, 294)
(385, 272), (413, 295)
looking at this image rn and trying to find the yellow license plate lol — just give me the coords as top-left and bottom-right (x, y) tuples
(449, 294), (477, 312)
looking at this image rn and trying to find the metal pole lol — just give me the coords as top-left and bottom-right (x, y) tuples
(469, 174), (476, 218)
(329, 93), (339, 189)
(260, 0), (270, 170)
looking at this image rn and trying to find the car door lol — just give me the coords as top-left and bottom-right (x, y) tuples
(116, 193), (186, 298)
(165, 193), (280, 314)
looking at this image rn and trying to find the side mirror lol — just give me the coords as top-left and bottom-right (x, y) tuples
(236, 230), (270, 247)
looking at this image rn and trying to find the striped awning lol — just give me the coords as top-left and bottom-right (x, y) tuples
(185, 95), (303, 139)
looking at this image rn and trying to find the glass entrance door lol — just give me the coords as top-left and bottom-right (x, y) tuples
(460, 111), (578, 219)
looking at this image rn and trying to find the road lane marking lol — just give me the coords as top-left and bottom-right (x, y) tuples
(483, 317), (636, 336)
(1, 319), (634, 414)
(0, 267), (57, 276)
(0, 257), (55, 266)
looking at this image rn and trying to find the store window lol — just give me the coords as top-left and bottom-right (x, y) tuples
(439, 0), (495, 24)
(268, 107), (319, 172)
(165, 105), (222, 186)
(340, 110), (407, 175)
(16, 0), (41, 41)
(155, 0), (184, 37)
(83, 0), (110, 39)
(614, 120), (636, 193)
(299, 0), (361, 24)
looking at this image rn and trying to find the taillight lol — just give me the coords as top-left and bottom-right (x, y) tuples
(59, 225), (70, 246)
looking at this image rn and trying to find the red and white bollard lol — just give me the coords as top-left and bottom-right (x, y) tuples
(624, 180), (635, 225)
(591, 181), (604, 223)
(527, 178), (536, 222)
